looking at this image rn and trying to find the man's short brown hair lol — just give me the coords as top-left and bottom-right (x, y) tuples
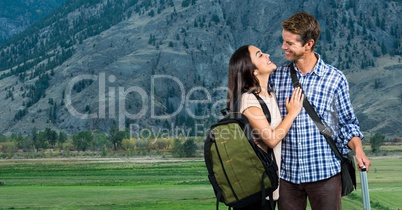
(281, 12), (321, 50)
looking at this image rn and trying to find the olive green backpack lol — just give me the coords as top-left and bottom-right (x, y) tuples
(204, 93), (278, 210)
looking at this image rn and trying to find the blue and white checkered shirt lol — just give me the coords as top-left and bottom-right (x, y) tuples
(270, 54), (363, 184)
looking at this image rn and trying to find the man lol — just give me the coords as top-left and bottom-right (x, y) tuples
(270, 12), (371, 210)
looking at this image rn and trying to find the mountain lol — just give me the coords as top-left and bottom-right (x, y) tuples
(0, 0), (401, 138)
(0, 0), (66, 44)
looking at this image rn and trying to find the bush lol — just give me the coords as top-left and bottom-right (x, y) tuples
(171, 139), (184, 157)
(370, 133), (385, 154)
(183, 139), (197, 157)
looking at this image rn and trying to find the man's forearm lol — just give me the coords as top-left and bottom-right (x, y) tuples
(348, 136), (371, 171)
(348, 136), (364, 154)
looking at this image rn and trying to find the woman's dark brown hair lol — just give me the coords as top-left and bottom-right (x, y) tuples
(226, 45), (261, 111)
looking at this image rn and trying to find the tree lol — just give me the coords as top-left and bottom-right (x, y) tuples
(182, 139), (197, 157)
(171, 139), (184, 157)
(370, 133), (385, 154)
(58, 131), (68, 144)
(72, 131), (93, 151)
(31, 128), (38, 151)
(14, 135), (30, 151)
(36, 131), (49, 152)
(381, 42), (387, 55)
(182, 0), (190, 7)
(57, 131), (68, 150)
(168, 41), (174, 47)
(109, 126), (128, 150)
(148, 9), (155, 17)
(31, 128), (49, 152)
(211, 14), (220, 24)
(45, 128), (58, 149)
(374, 79), (382, 89)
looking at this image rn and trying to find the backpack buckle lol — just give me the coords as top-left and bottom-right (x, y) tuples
(220, 108), (229, 116)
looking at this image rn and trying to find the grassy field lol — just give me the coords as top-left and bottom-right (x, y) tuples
(0, 156), (401, 210)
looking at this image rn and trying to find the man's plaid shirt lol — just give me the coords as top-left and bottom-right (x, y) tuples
(270, 54), (363, 184)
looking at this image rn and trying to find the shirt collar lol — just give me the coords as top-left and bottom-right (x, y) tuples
(311, 53), (328, 77)
(293, 53), (328, 77)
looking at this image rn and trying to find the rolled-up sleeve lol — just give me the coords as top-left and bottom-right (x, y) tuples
(335, 74), (364, 151)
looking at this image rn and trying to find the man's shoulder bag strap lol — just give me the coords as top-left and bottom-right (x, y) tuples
(289, 63), (343, 160)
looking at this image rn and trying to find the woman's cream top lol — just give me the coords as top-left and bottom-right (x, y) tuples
(240, 92), (282, 201)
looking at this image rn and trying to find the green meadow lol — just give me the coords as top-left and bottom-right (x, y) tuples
(0, 157), (401, 210)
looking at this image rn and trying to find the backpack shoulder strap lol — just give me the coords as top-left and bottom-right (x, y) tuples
(223, 92), (272, 123)
(252, 93), (271, 124)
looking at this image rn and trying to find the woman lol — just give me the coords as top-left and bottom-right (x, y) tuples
(227, 45), (303, 210)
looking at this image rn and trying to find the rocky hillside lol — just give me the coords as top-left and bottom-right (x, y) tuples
(0, 0), (66, 44)
(0, 0), (401, 137)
